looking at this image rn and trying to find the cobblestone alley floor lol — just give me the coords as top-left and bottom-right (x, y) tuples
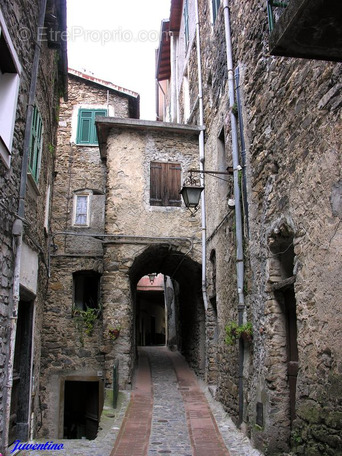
(12, 346), (263, 456)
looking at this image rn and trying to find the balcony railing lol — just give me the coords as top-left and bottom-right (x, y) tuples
(267, 0), (288, 32)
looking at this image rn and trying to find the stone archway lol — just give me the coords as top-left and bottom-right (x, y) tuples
(129, 244), (205, 376)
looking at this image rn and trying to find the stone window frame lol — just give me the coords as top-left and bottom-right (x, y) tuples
(211, 0), (221, 25)
(28, 105), (44, 183)
(73, 190), (92, 227)
(150, 161), (182, 207)
(76, 108), (107, 145)
(183, 0), (190, 50)
(73, 270), (102, 312)
(0, 9), (22, 169)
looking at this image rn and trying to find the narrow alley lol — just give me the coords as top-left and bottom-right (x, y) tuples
(14, 347), (262, 456)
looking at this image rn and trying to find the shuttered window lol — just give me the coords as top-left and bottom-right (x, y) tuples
(28, 106), (43, 182)
(212, 0), (221, 23)
(74, 194), (89, 225)
(76, 109), (107, 145)
(150, 162), (182, 207)
(183, 0), (189, 49)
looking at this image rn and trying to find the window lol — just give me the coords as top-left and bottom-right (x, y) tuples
(183, 0), (189, 49)
(150, 162), (182, 207)
(212, 0), (221, 24)
(0, 12), (21, 168)
(28, 106), (43, 182)
(73, 271), (101, 311)
(76, 109), (107, 145)
(74, 194), (89, 226)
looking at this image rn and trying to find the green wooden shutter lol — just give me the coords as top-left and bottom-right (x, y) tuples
(92, 110), (107, 144)
(28, 106), (43, 182)
(183, 0), (189, 48)
(212, 0), (220, 23)
(77, 109), (107, 145)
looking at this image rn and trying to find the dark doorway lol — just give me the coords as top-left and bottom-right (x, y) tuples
(136, 288), (166, 346)
(282, 286), (298, 424)
(8, 299), (34, 444)
(63, 380), (102, 440)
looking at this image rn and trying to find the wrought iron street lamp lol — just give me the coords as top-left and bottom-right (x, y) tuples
(179, 172), (204, 216)
(180, 168), (232, 216)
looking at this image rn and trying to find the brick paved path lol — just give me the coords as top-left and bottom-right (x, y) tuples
(110, 346), (230, 456)
(14, 346), (262, 456)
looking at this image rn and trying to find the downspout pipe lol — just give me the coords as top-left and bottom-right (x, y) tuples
(223, 0), (246, 425)
(195, 0), (208, 312)
(4, 0), (47, 452)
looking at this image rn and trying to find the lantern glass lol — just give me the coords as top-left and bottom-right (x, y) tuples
(180, 185), (204, 209)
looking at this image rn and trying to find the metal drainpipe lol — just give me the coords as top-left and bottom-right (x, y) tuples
(223, 0), (246, 425)
(4, 0), (48, 451)
(195, 0), (208, 312)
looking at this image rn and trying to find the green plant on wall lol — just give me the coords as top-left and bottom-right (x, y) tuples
(73, 306), (100, 342)
(225, 321), (253, 345)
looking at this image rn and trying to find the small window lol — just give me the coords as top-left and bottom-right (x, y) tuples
(76, 109), (107, 145)
(74, 194), (89, 226)
(212, 0), (221, 24)
(28, 106), (43, 182)
(183, 0), (190, 49)
(73, 271), (101, 311)
(0, 12), (21, 168)
(150, 162), (182, 207)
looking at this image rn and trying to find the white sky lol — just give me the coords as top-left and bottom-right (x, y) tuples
(67, 0), (171, 120)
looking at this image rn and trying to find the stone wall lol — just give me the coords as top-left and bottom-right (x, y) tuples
(38, 75), (133, 438)
(99, 123), (204, 386)
(169, 0), (342, 454)
(0, 0), (64, 450)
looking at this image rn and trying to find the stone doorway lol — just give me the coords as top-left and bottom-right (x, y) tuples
(62, 377), (104, 440)
(8, 298), (34, 444)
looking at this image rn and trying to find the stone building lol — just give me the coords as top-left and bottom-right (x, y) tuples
(38, 70), (204, 440)
(0, 0), (67, 453)
(156, 0), (342, 455)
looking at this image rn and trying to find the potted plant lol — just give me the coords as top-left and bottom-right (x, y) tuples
(108, 325), (121, 341)
(225, 321), (253, 345)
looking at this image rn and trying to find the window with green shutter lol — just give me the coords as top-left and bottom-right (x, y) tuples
(183, 0), (189, 49)
(150, 162), (182, 207)
(28, 106), (43, 182)
(212, 0), (221, 23)
(76, 109), (107, 145)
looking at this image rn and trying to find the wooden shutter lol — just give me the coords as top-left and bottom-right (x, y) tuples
(167, 163), (182, 206)
(77, 110), (93, 144)
(150, 162), (181, 207)
(93, 110), (107, 143)
(28, 106), (43, 182)
(150, 162), (163, 206)
(77, 109), (107, 144)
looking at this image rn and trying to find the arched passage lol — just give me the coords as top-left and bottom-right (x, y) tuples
(129, 244), (205, 376)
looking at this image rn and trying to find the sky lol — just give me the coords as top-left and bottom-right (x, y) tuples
(67, 0), (171, 120)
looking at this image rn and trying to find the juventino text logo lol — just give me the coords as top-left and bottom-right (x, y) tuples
(11, 440), (64, 452)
